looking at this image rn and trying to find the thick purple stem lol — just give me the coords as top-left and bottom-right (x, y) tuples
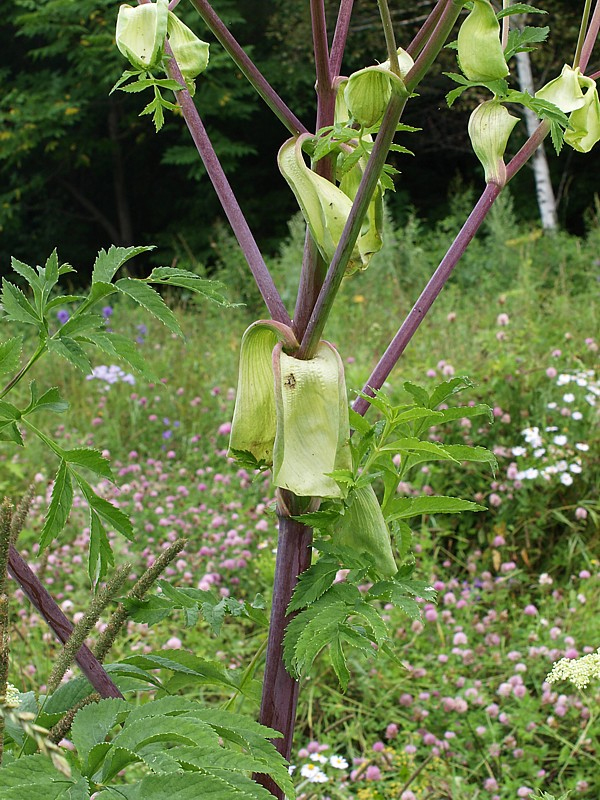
(255, 509), (313, 798)
(187, 0), (307, 136)
(8, 546), (123, 699)
(293, 0), (337, 339)
(162, 41), (291, 326)
(297, 0), (462, 360)
(329, 0), (354, 76)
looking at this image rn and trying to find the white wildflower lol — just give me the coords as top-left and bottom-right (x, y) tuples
(329, 755), (349, 769)
(546, 648), (600, 690)
(300, 763), (329, 783)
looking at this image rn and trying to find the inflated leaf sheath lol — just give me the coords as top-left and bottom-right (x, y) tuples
(116, 0), (169, 71)
(167, 12), (209, 95)
(468, 101), (519, 186)
(272, 341), (352, 498)
(229, 321), (298, 464)
(333, 484), (397, 577)
(343, 48), (413, 129)
(278, 135), (358, 271)
(457, 0), (509, 82)
(535, 65), (586, 113)
(564, 77), (600, 153)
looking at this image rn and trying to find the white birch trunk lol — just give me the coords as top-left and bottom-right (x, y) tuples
(514, 48), (558, 230)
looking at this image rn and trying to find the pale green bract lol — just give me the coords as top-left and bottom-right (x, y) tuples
(564, 76), (600, 153)
(457, 0), (509, 82)
(343, 48), (413, 129)
(166, 11), (210, 96)
(116, 0), (169, 71)
(468, 101), (519, 186)
(535, 64), (586, 113)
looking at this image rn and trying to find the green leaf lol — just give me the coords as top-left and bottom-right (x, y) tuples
(39, 460), (73, 549)
(70, 698), (129, 767)
(291, 508), (342, 528)
(58, 314), (104, 339)
(0, 337), (22, 376)
(0, 754), (88, 799)
(386, 495), (486, 521)
(48, 337), (92, 374)
(329, 635), (350, 691)
(428, 376), (474, 409)
(115, 278), (183, 336)
(132, 772), (278, 800)
(442, 444), (498, 474)
(74, 474), (134, 542)
(10, 257), (41, 293)
(403, 381), (430, 407)
(283, 597), (350, 678)
(88, 510), (115, 587)
(62, 448), (114, 480)
(24, 384), (69, 415)
(0, 421), (24, 446)
(119, 651), (240, 691)
(91, 246), (155, 284)
(121, 595), (175, 625)
(45, 295), (85, 312)
(0, 399), (21, 420)
(1, 279), (41, 326)
(146, 267), (236, 307)
(287, 558), (340, 612)
(497, 3), (547, 17)
(504, 25), (549, 60)
(382, 437), (459, 462)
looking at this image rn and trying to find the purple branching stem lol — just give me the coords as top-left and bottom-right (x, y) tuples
(162, 40), (292, 326)
(7, 546), (123, 699)
(406, 0), (447, 58)
(329, 0), (354, 77)
(187, 0), (308, 137)
(297, 0), (463, 360)
(353, 110), (563, 416)
(312, 0), (334, 134)
(580, 0), (600, 70)
(292, 0), (336, 339)
(255, 507), (313, 799)
(352, 183), (501, 416)
(293, 232), (325, 340)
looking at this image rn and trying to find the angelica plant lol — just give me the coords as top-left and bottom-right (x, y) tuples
(111, 1), (599, 797)
(0, 1), (599, 799)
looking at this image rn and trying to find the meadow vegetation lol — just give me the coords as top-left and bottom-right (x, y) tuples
(1, 199), (598, 798)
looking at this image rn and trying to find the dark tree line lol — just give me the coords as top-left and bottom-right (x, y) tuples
(1, 0), (598, 278)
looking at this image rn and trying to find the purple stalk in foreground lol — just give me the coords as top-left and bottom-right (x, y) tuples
(254, 506), (313, 798)
(8, 547), (123, 699)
